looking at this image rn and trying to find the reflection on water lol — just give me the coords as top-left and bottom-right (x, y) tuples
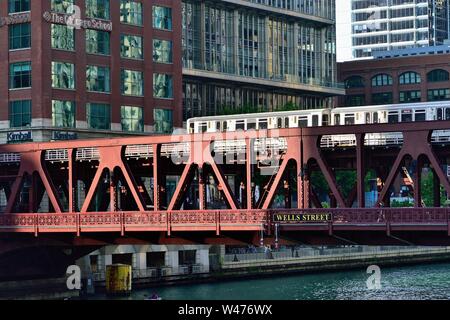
(91, 262), (450, 300)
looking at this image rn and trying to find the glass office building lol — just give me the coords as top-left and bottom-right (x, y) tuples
(337, 0), (450, 62)
(181, 0), (344, 120)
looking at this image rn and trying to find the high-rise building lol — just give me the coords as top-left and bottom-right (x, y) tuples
(181, 0), (344, 120)
(0, 0), (182, 144)
(336, 0), (450, 62)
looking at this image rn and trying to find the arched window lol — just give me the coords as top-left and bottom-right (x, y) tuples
(371, 74), (393, 87)
(399, 72), (421, 85)
(427, 69), (449, 82)
(344, 76), (365, 89)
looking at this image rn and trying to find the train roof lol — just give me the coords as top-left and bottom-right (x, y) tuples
(187, 109), (328, 122)
(187, 101), (450, 123)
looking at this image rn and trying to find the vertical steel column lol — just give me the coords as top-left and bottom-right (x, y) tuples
(413, 158), (422, 208)
(246, 138), (253, 210)
(356, 133), (365, 208)
(68, 149), (74, 213)
(153, 144), (160, 211)
(198, 167), (206, 210)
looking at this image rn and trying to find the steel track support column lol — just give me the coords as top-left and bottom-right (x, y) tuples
(413, 158), (422, 208)
(198, 167), (206, 210)
(153, 144), (160, 211)
(68, 149), (74, 213)
(356, 133), (365, 208)
(29, 173), (36, 213)
(246, 138), (253, 210)
(109, 170), (117, 212)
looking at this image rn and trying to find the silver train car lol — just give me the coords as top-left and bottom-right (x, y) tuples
(186, 101), (450, 148)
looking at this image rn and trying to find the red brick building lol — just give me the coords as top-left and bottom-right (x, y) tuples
(0, 0), (182, 143)
(337, 46), (450, 108)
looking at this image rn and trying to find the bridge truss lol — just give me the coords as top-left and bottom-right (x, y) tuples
(1, 121), (450, 245)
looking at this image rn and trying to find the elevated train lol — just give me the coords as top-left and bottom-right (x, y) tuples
(187, 101), (450, 148)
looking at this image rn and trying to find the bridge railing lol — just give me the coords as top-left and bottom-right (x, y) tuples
(0, 208), (448, 235)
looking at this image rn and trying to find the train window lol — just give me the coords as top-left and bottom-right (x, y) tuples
(277, 118), (283, 128)
(223, 121), (228, 132)
(312, 115), (319, 127)
(298, 116), (308, 128)
(344, 114), (355, 125)
(247, 121), (256, 130)
(388, 112), (399, 123)
(446, 109), (450, 120)
(415, 110), (426, 122)
(322, 114), (329, 126)
(216, 122), (221, 131)
(401, 110), (412, 122)
(373, 112), (378, 123)
(284, 117), (289, 128)
(258, 119), (268, 130)
(200, 123), (207, 133)
(437, 108), (443, 120)
(334, 114), (340, 125)
(189, 123), (194, 134)
(365, 112), (371, 124)
(236, 120), (245, 131)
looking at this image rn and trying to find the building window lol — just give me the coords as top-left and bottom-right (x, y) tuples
(371, 74), (393, 87)
(153, 74), (173, 99)
(86, 65), (111, 93)
(153, 6), (172, 30)
(52, 61), (75, 89)
(51, 0), (74, 13)
(120, 34), (143, 60)
(372, 92), (393, 105)
(344, 76), (364, 89)
(400, 90), (421, 103)
(9, 61), (31, 89)
(121, 69), (143, 96)
(154, 109), (173, 134)
(87, 103), (110, 130)
(345, 95), (365, 107)
(121, 106), (143, 132)
(153, 39), (173, 63)
(9, 23), (31, 50)
(120, 0), (143, 26)
(51, 24), (75, 51)
(86, 0), (110, 20)
(9, 100), (31, 127)
(428, 89), (450, 101)
(86, 29), (110, 55)
(9, 0), (30, 13)
(399, 72), (421, 85)
(427, 69), (449, 83)
(52, 100), (75, 128)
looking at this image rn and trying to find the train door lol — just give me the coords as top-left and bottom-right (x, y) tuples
(334, 114), (341, 126)
(322, 114), (329, 126)
(312, 115), (319, 127)
(437, 108), (450, 120)
(277, 118), (283, 129)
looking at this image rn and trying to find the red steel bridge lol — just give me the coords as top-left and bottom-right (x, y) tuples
(1, 120), (450, 250)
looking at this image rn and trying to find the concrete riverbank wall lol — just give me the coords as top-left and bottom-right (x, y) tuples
(215, 247), (450, 279)
(2, 246), (450, 299)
